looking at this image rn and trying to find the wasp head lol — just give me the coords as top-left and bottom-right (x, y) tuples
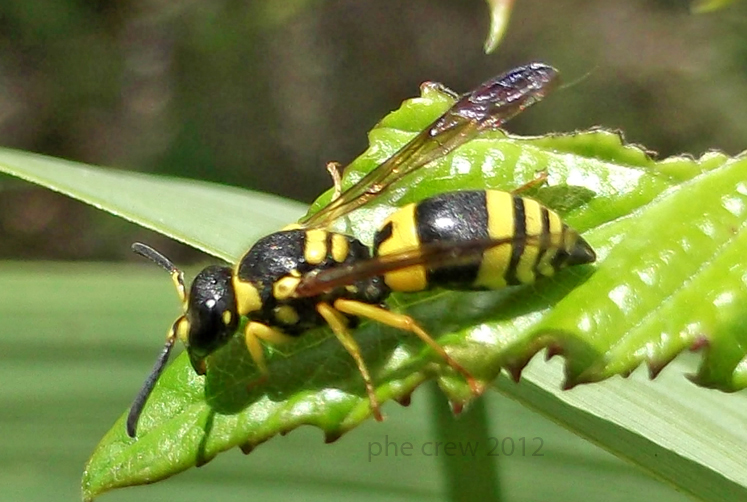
(178, 265), (240, 374)
(126, 243), (239, 437)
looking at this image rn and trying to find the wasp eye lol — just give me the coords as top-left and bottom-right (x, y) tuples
(185, 265), (239, 360)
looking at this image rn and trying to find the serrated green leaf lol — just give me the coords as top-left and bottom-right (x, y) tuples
(536, 155), (747, 388)
(1, 77), (745, 500)
(0, 259), (698, 502)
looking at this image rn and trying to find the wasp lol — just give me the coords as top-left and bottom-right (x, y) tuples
(126, 63), (596, 437)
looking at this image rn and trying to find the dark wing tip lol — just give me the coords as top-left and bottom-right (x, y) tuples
(499, 62), (560, 96)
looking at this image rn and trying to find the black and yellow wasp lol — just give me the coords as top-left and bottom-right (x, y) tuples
(126, 63), (596, 437)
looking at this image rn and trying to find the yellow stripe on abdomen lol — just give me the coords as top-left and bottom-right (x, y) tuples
(376, 204), (427, 292)
(475, 190), (514, 289)
(515, 198), (544, 284)
(536, 209), (563, 277)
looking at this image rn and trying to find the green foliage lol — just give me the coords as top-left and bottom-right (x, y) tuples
(691, 0), (739, 13)
(0, 149), (307, 261)
(1, 78), (746, 501)
(0, 258), (695, 502)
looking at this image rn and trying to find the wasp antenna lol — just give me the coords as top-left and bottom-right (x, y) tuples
(557, 66), (597, 92)
(126, 321), (180, 437)
(132, 242), (187, 306)
(132, 242), (178, 272)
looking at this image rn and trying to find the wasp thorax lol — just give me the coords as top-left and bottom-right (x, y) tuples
(185, 265), (239, 365)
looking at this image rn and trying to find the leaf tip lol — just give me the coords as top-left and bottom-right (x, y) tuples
(324, 430), (343, 444)
(546, 343), (564, 360)
(506, 354), (532, 382)
(240, 436), (271, 455)
(450, 401), (465, 415)
(647, 351), (681, 379)
(394, 393), (413, 407)
(561, 379), (577, 391)
(620, 368), (635, 379)
(689, 335), (710, 352)
(647, 361), (666, 379)
(483, 0), (515, 53)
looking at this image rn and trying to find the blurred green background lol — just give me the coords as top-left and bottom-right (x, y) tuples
(2, 0), (747, 261)
(1, 0), (746, 501)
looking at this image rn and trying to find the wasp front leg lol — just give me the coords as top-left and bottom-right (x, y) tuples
(244, 321), (297, 386)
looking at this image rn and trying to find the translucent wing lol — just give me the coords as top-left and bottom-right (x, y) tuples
(299, 63), (560, 228)
(294, 236), (532, 298)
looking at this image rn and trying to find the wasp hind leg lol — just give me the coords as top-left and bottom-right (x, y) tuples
(317, 302), (384, 421)
(333, 299), (481, 395)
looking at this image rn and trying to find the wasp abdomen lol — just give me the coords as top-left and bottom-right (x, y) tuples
(372, 190), (595, 292)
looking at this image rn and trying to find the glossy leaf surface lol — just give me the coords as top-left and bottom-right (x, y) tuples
(1, 79), (745, 501)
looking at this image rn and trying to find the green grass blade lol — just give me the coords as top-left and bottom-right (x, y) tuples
(430, 386), (501, 501)
(0, 149), (306, 261)
(499, 356), (747, 501)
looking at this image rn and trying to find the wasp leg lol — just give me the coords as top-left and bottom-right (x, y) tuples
(333, 299), (481, 395)
(511, 170), (549, 195)
(317, 302), (384, 421)
(244, 322), (296, 387)
(326, 161), (344, 201)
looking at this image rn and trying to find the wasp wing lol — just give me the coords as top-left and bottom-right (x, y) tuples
(294, 235), (545, 298)
(299, 63), (560, 228)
